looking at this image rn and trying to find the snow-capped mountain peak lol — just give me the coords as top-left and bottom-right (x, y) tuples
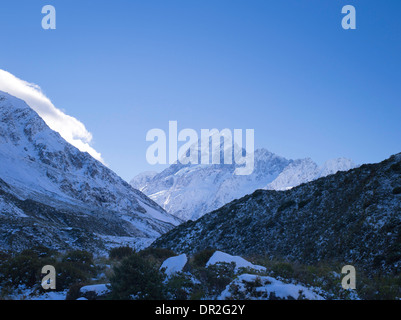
(132, 145), (356, 220)
(266, 157), (357, 191)
(318, 158), (356, 177)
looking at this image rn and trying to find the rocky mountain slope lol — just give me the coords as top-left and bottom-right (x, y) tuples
(0, 91), (181, 253)
(152, 153), (401, 275)
(131, 148), (355, 221)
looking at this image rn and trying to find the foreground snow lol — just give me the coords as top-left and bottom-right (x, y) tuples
(6, 286), (68, 300)
(206, 251), (266, 272)
(157, 251), (328, 300)
(79, 284), (111, 297)
(160, 254), (188, 276)
(219, 274), (325, 300)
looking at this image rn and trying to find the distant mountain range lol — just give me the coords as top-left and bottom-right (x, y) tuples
(0, 91), (181, 253)
(131, 147), (356, 221)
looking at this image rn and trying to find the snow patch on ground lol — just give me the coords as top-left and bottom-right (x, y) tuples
(160, 254), (188, 276)
(206, 251), (266, 272)
(79, 284), (110, 296)
(7, 286), (68, 300)
(219, 274), (324, 300)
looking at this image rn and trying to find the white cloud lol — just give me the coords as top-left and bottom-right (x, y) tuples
(0, 69), (105, 163)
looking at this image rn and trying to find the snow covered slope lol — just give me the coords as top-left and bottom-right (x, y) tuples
(265, 157), (356, 191)
(0, 91), (181, 252)
(131, 149), (294, 221)
(131, 146), (355, 221)
(219, 273), (324, 300)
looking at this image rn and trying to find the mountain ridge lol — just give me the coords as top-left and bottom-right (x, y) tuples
(152, 152), (401, 275)
(0, 91), (181, 253)
(131, 146), (356, 221)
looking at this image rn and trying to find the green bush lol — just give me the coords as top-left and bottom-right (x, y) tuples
(54, 261), (91, 291)
(0, 254), (43, 288)
(109, 253), (166, 300)
(66, 283), (85, 300)
(138, 247), (177, 266)
(165, 273), (195, 300)
(62, 250), (93, 266)
(392, 187), (401, 195)
(109, 246), (135, 260)
(277, 200), (296, 213)
(0, 246), (58, 293)
(193, 262), (236, 297)
(271, 262), (295, 279)
(0, 251), (11, 262)
(20, 245), (55, 259)
(48, 250), (96, 291)
(192, 249), (216, 268)
(390, 163), (401, 173)
(298, 199), (310, 209)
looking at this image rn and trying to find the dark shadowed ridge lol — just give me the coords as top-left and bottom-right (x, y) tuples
(152, 153), (401, 276)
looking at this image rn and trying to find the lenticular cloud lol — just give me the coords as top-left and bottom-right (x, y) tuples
(0, 69), (104, 163)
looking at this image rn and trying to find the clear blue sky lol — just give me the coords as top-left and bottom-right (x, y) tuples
(1, 0), (400, 181)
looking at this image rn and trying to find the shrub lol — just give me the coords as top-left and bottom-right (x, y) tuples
(0, 246), (60, 297)
(243, 276), (264, 298)
(0, 248), (94, 296)
(54, 261), (90, 291)
(390, 163), (401, 173)
(277, 200), (296, 213)
(193, 262), (236, 297)
(165, 273), (195, 300)
(298, 199), (310, 209)
(66, 283), (85, 300)
(20, 245), (55, 259)
(109, 253), (166, 300)
(109, 246), (134, 260)
(0, 254), (42, 288)
(62, 250), (94, 273)
(62, 250), (93, 265)
(138, 247), (176, 265)
(392, 187), (401, 195)
(271, 262), (295, 279)
(50, 250), (96, 291)
(192, 249), (216, 268)
(0, 251), (11, 262)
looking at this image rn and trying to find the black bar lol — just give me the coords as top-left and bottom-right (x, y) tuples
(1, 300), (399, 318)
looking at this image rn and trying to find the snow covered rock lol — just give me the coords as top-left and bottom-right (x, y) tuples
(79, 284), (111, 300)
(206, 251), (266, 272)
(160, 254), (188, 276)
(219, 274), (324, 300)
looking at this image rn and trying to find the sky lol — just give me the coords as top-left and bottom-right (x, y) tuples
(0, 0), (400, 181)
